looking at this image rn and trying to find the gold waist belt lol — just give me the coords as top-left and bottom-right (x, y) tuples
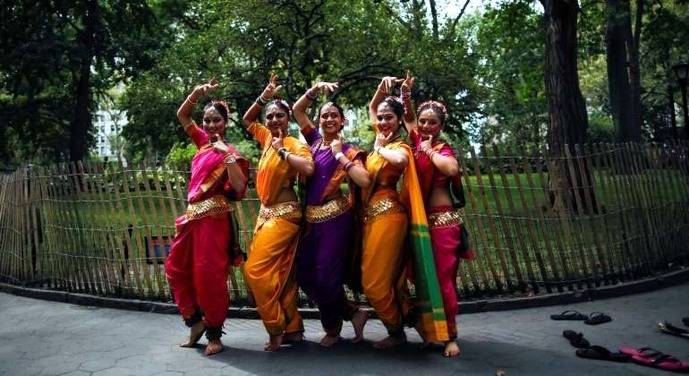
(363, 197), (406, 223)
(428, 210), (462, 228)
(305, 196), (350, 223)
(185, 195), (233, 221)
(258, 201), (302, 222)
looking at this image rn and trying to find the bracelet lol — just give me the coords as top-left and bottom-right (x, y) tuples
(334, 152), (345, 162)
(305, 88), (318, 101)
(401, 90), (411, 101)
(256, 95), (269, 106)
(186, 96), (198, 105)
(344, 161), (355, 172)
(278, 147), (290, 160)
(283, 151), (292, 161)
(374, 146), (383, 153)
(427, 150), (438, 159)
(224, 154), (237, 164)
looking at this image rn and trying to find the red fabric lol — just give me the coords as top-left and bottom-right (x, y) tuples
(410, 130), (458, 205)
(165, 214), (231, 327)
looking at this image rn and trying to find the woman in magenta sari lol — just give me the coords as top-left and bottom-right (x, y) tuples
(292, 82), (370, 347)
(400, 73), (474, 357)
(165, 78), (249, 356)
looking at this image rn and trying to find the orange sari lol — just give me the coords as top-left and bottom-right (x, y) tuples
(243, 122), (312, 336)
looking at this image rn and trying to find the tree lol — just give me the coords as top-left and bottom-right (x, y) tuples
(605, 0), (642, 142)
(0, 0), (185, 165)
(540, 0), (595, 213)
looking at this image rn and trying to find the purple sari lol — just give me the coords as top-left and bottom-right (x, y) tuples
(296, 126), (363, 335)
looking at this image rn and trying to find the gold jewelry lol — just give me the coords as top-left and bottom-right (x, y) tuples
(185, 196), (233, 222)
(224, 154), (237, 164)
(363, 197), (406, 223)
(428, 210), (462, 228)
(305, 196), (350, 223)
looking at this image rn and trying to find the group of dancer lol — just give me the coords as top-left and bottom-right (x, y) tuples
(164, 73), (474, 358)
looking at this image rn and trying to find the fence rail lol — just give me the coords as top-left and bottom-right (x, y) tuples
(1, 142), (688, 305)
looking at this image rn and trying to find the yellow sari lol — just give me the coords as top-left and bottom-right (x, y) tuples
(244, 122), (312, 336)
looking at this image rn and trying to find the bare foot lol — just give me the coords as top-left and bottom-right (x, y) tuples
(180, 321), (205, 348)
(319, 334), (341, 347)
(205, 339), (224, 356)
(373, 333), (407, 349)
(443, 341), (460, 357)
(264, 334), (283, 352)
(282, 332), (304, 344)
(351, 310), (368, 343)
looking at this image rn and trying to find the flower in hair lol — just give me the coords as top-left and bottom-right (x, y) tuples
(418, 100), (448, 116)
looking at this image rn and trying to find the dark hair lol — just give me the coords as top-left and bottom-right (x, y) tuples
(379, 96), (405, 120)
(319, 101), (345, 118)
(203, 100), (229, 123)
(417, 100), (448, 125)
(266, 99), (291, 115)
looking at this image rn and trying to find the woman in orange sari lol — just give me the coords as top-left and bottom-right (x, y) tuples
(242, 74), (314, 351)
(360, 77), (449, 349)
(400, 73), (474, 357)
(165, 78), (249, 356)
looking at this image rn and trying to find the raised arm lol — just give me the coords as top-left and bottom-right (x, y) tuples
(369, 76), (403, 124)
(293, 81), (339, 131)
(400, 72), (417, 134)
(330, 138), (371, 188)
(177, 78), (218, 130)
(242, 73), (283, 128)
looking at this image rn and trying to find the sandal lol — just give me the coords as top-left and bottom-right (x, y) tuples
(657, 321), (689, 340)
(584, 312), (612, 325)
(619, 347), (663, 358)
(551, 310), (588, 321)
(563, 330), (590, 348)
(632, 353), (689, 372)
(575, 345), (631, 362)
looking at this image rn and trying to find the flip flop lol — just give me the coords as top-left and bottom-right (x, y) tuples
(657, 321), (689, 339)
(575, 345), (631, 362)
(631, 353), (689, 372)
(619, 347), (663, 358)
(683, 317), (689, 327)
(584, 312), (612, 325)
(551, 310), (588, 321)
(563, 330), (590, 348)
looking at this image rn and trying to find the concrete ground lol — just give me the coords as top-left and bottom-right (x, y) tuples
(1, 283), (688, 376)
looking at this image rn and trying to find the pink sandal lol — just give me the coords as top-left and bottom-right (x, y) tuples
(620, 347), (689, 372)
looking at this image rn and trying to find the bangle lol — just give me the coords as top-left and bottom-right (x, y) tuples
(334, 152), (345, 162)
(305, 88), (318, 101)
(277, 147), (287, 159)
(401, 90), (411, 101)
(344, 161), (355, 172)
(283, 151), (292, 161)
(224, 154), (237, 164)
(256, 95), (269, 106)
(186, 96), (197, 105)
(427, 150), (438, 159)
(374, 146), (383, 153)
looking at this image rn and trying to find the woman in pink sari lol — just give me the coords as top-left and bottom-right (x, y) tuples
(165, 78), (249, 356)
(400, 73), (474, 357)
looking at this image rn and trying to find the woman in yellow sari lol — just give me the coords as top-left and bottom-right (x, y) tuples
(242, 74), (314, 351)
(360, 77), (449, 349)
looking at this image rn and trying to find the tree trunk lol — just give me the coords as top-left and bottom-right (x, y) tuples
(606, 0), (634, 141)
(542, 0), (596, 213)
(428, 0), (439, 40)
(626, 0), (643, 140)
(69, 0), (98, 162)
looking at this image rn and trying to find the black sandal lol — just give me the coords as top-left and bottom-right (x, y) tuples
(657, 321), (689, 339)
(551, 310), (588, 321)
(576, 345), (631, 362)
(563, 330), (590, 348)
(584, 312), (612, 325)
(682, 317), (689, 327)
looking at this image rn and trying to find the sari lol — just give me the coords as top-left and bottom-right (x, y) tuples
(243, 122), (312, 336)
(411, 129), (474, 340)
(296, 125), (364, 335)
(165, 123), (249, 331)
(361, 137), (449, 342)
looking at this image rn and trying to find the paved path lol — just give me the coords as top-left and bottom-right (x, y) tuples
(1, 283), (689, 376)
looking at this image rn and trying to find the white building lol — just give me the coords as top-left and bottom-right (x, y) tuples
(93, 108), (127, 162)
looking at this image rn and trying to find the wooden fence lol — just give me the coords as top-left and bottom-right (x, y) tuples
(1, 142), (688, 305)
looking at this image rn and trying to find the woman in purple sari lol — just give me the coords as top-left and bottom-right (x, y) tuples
(293, 82), (370, 347)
